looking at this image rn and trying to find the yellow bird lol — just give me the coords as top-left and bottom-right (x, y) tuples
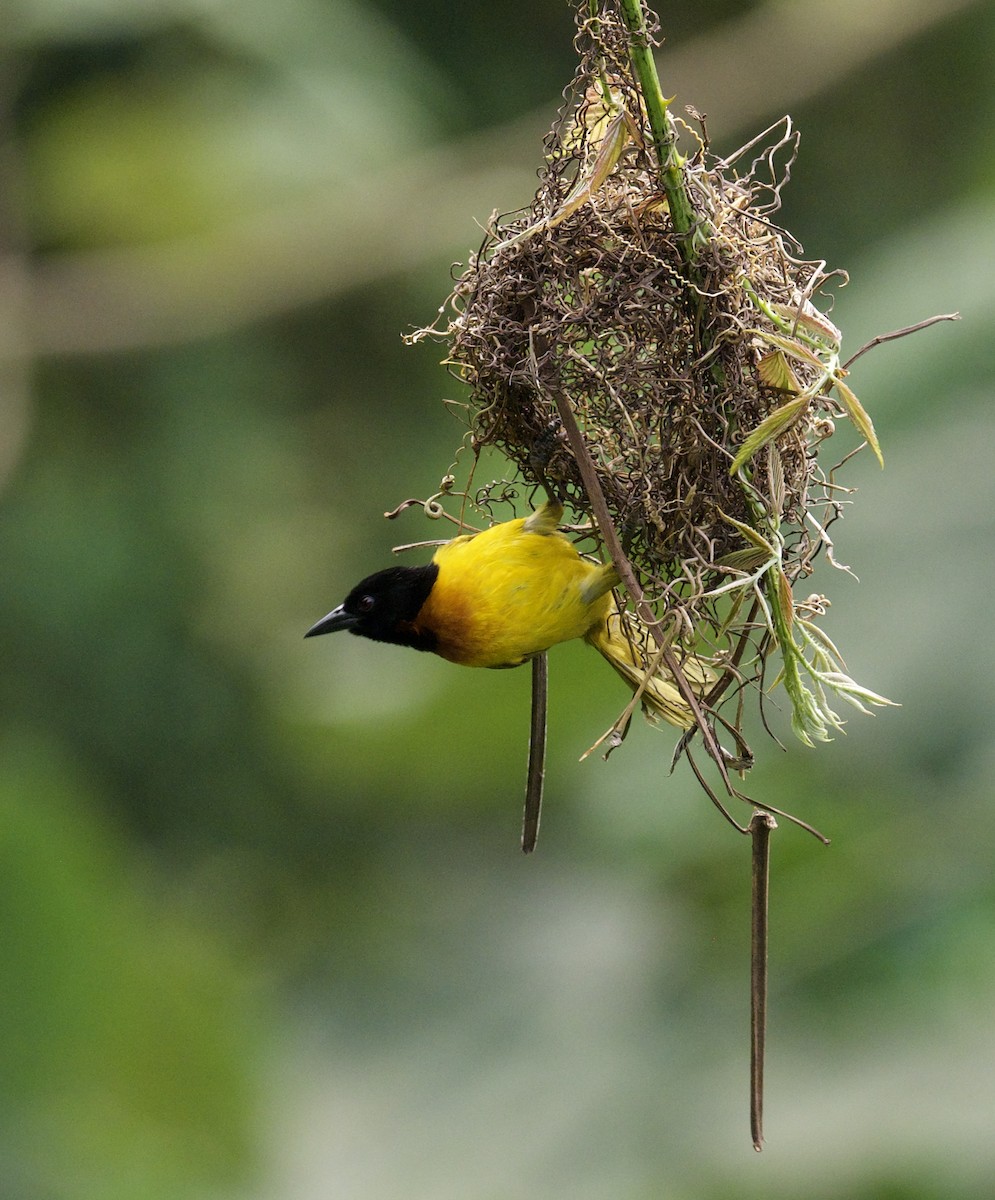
(305, 500), (708, 728)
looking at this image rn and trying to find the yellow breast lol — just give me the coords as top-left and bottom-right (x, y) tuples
(415, 517), (612, 668)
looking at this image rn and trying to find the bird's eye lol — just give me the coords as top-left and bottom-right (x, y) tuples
(357, 594), (376, 613)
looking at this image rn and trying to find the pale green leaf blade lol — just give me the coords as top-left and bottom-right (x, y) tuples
(729, 393), (810, 474)
(834, 377), (884, 467)
(716, 509), (777, 557)
(769, 300), (842, 349)
(774, 567), (794, 635)
(714, 548), (773, 573)
(750, 329), (827, 372)
(756, 348), (802, 393)
(547, 112), (629, 230)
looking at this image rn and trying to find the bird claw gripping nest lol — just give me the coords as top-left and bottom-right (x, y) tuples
(410, 2), (900, 766)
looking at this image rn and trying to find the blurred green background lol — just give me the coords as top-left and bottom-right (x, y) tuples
(1, 0), (992, 1196)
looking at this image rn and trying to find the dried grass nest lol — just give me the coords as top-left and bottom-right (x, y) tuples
(409, 4), (904, 762)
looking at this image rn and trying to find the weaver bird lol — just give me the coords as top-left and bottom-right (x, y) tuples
(305, 500), (710, 728)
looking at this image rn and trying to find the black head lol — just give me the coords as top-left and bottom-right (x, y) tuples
(304, 563), (439, 650)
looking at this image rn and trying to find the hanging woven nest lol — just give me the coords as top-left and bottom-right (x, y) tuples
(410, 2), (900, 764)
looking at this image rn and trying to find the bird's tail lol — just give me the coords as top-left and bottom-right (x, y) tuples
(585, 603), (715, 730)
(522, 498), (564, 534)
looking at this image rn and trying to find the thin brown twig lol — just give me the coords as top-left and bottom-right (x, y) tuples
(842, 311), (960, 370)
(684, 747), (748, 833)
(384, 497), (478, 529)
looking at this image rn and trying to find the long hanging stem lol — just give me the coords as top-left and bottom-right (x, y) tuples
(749, 809), (776, 1152)
(522, 653), (548, 853)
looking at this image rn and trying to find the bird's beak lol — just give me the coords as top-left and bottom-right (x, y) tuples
(304, 604), (357, 638)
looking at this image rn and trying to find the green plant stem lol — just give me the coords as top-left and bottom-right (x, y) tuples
(616, 0), (697, 253)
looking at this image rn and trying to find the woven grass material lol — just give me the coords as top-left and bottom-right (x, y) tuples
(447, 133), (830, 581)
(412, 4), (891, 760)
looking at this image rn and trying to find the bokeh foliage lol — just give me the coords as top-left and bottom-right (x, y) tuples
(2, 0), (994, 1196)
